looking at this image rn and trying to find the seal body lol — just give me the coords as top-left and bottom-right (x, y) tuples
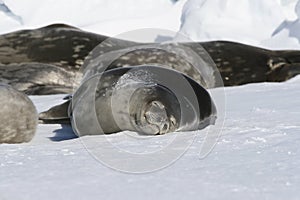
(70, 66), (216, 136)
(0, 63), (75, 95)
(0, 84), (38, 143)
(1, 24), (300, 95)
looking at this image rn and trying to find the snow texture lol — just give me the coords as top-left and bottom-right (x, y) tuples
(0, 76), (299, 200)
(0, 0), (186, 42)
(177, 0), (300, 49)
(1, 0), (300, 47)
(265, 0), (300, 49)
(0, 1), (22, 33)
(177, 0), (285, 42)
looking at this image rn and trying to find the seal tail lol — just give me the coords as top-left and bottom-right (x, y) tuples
(39, 100), (71, 124)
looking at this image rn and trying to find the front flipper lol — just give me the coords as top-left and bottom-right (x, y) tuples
(39, 100), (71, 124)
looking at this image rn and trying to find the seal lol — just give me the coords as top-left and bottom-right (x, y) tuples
(0, 84), (38, 143)
(2, 24), (300, 136)
(40, 66), (217, 135)
(0, 63), (75, 95)
(81, 42), (218, 89)
(1, 24), (300, 95)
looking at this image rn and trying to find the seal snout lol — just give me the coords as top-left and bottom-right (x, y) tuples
(144, 101), (171, 135)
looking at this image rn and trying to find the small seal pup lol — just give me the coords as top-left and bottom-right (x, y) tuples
(40, 66), (217, 136)
(0, 84), (38, 143)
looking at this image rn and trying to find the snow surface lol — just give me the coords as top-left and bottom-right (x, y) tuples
(177, 0), (286, 43)
(264, 0), (300, 49)
(0, 0), (187, 42)
(2, 0), (300, 47)
(176, 0), (300, 49)
(1, 76), (300, 200)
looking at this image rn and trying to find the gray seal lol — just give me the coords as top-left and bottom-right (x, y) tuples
(1, 23), (300, 95)
(0, 84), (38, 143)
(0, 63), (75, 95)
(39, 39), (218, 136)
(40, 66), (217, 136)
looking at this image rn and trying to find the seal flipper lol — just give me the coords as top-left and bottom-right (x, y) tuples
(39, 100), (71, 124)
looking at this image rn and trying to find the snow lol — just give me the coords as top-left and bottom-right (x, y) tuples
(1, 0), (300, 199)
(176, 0), (300, 49)
(0, 0), (187, 41)
(2, 0), (300, 46)
(177, 0), (285, 43)
(264, 0), (300, 49)
(278, 0), (299, 20)
(1, 76), (300, 200)
(0, 1), (22, 33)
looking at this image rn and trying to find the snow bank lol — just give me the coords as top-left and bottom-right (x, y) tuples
(0, 11), (20, 33)
(0, 0), (186, 41)
(0, 1), (22, 33)
(177, 0), (286, 43)
(83, 0), (186, 41)
(177, 0), (300, 49)
(3, 0), (170, 25)
(296, 0), (300, 22)
(2, 0), (300, 47)
(264, 0), (300, 49)
(278, 0), (299, 20)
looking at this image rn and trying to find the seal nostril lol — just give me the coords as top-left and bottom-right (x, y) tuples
(162, 124), (168, 131)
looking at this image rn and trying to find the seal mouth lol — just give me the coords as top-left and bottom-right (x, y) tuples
(131, 100), (171, 135)
(134, 115), (161, 135)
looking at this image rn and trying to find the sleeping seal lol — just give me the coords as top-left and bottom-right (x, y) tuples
(39, 39), (218, 136)
(0, 84), (38, 143)
(40, 65), (217, 136)
(71, 66), (216, 136)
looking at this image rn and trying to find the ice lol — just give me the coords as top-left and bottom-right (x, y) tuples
(176, 0), (300, 49)
(262, 0), (300, 49)
(176, 0), (286, 43)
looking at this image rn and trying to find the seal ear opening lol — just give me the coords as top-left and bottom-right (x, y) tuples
(39, 100), (71, 124)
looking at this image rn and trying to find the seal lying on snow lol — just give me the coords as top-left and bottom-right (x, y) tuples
(0, 23), (218, 136)
(0, 63), (75, 95)
(40, 65), (217, 136)
(1, 24), (300, 136)
(39, 38), (218, 135)
(1, 24), (300, 95)
(73, 66), (216, 135)
(0, 84), (37, 143)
